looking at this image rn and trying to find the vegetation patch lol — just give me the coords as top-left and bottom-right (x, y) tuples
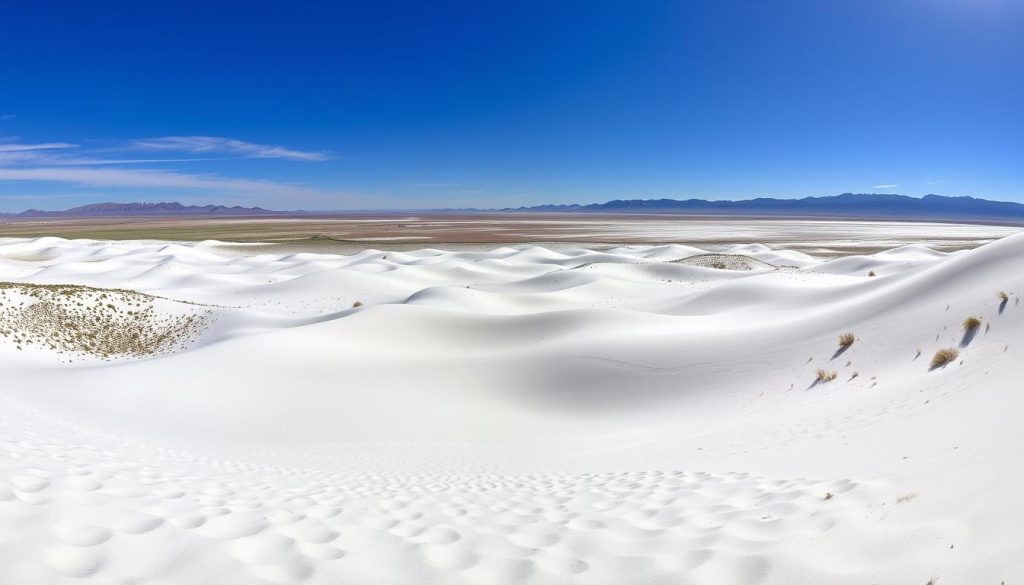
(671, 254), (776, 271)
(930, 348), (959, 369)
(0, 282), (213, 361)
(815, 369), (838, 384)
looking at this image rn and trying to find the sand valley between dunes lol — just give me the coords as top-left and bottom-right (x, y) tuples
(1, 225), (1023, 584)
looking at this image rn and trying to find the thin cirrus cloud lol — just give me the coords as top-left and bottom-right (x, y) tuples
(0, 136), (338, 206)
(0, 142), (78, 153)
(130, 136), (330, 161)
(873, 184), (898, 189)
(0, 166), (319, 197)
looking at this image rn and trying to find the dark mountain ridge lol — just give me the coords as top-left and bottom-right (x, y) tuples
(501, 193), (1024, 222)
(5, 202), (276, 217)
(2, 194), (1023, 223)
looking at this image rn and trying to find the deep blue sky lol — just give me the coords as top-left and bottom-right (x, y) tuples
(1, 0), (1021, 211)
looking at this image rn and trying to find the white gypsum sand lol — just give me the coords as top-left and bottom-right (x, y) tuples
(0, 231), (1023, 584)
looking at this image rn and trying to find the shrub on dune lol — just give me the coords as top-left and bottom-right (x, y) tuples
(930, 348), (959, 369)
(353, 301), (364, 308)
(815, 369), (838, 384)
(963, 316), (982, 331)
(838, 332), (855, 349)
(998, 291), (1010, 314)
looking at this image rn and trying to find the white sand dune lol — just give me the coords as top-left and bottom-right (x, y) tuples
(1, 233), (1023, 584)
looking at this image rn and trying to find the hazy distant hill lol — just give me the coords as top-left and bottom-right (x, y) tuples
(4, 194), (1024, 223)
(503, 193), (1024, 222)
(4, 202), (276, 217)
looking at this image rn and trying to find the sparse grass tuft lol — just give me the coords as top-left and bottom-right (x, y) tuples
(868, 270), (876, 277)
(962, 316), (982, 331)
(998, 291), (1010, 302)
(930, 348), (959, 369)
(815, 369), (838, 384)
(352, 300), (363, 308)
(838, 332), (855, 348)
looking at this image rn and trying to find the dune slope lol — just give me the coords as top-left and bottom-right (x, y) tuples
(0, 234), (1022, 585)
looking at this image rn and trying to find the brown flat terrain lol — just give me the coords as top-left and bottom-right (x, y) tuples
(1, 213), (1020, 256)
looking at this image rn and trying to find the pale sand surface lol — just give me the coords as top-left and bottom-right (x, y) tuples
(1, 223), (1023, 584)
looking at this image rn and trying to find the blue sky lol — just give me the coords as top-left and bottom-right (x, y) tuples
(1, 0), (1022, 211)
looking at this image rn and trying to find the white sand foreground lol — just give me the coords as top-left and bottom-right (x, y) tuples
(1, 233), (1023, 584)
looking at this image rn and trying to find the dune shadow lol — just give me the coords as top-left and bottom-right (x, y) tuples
(960, 328), (978, 348)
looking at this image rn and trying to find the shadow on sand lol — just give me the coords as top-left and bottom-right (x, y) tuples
(960, 327), (979, 348)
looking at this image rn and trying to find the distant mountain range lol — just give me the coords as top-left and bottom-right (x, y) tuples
(2, 194), (1024, 223)
(500, 193), (1024, 222)
(2, 202), (276, 217)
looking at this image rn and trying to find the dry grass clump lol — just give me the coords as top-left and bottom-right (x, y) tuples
(962, 316), (982, 331)
(670, 253), (775, 271)
(0, 282), (212, 361)
(838, 332), (855, 348)
(815, 369), (838, 384)
(352, 300), (364, 308)
(868, 270), (876, 277)
(930, 348), (960, 369)
(998, 291), (1010, 302)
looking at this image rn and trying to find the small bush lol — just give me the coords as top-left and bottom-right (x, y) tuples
(998, 291), (1010, 302)
(963, 316), (982, 331)
(816, 369), (838, 383)
(868, 271), (876, 277)
(838, 332), (855, 348)
(930, 348), (959, 369)
(352, 301), (363, 308)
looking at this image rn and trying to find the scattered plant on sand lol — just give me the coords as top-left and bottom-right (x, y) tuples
(868, 271), (876, 277)
(963, 316), (982, 331)
(353, 300), (364, 308)
(930, 348), (959, 369)
(838, 332), (855, 348)
(998, 291), (1010, 314)
(815, 369), (838, 384)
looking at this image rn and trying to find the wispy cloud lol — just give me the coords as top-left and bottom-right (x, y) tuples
(0, 166), (319, 197)
(873, 184), (898, 189)
(0, 114), (16, 121)
(0, 142), (78, 153)
(0, 135), (348, 209)
(130, 136), (329, 161)
(925, 179), (943, 186)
